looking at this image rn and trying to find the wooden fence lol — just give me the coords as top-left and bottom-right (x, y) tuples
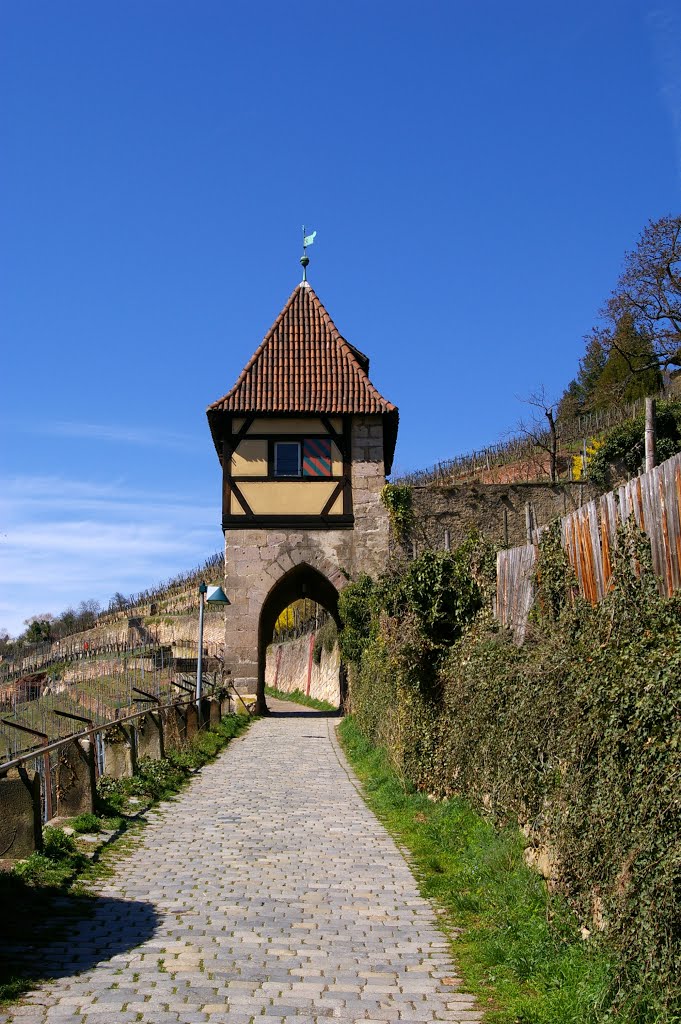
(497, 451), (681, 637)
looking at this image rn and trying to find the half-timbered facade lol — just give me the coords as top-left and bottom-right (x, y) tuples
(207, 281), (398, 529)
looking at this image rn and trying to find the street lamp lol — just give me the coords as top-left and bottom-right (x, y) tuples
(197, 581), (230, 706)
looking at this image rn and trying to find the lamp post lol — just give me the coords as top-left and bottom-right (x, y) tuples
(196, 581), (230, 707)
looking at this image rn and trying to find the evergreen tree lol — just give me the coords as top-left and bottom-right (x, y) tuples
(577, 333), (608, 406)
(557, 333), (607, 420)
(591, 314), (661, 410)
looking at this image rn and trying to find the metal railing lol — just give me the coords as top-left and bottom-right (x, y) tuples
(0, 641), (224, 762)
(0, 691), (204, 822)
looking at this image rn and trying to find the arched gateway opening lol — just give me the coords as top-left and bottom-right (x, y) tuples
(258, 564), (342, 714)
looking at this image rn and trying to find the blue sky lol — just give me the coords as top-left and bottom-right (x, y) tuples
(1, 1), (680, 636)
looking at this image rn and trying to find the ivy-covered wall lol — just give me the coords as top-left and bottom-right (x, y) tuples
(339, 529), (680, 1018)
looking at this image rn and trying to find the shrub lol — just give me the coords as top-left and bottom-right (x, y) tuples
(338, 573), (378, 664)
(96, 774), (129, 811)
(381, 483), (414, 541)
(312, 618), (337, 664)
(13, 853), (70, 888)
(13, 827), (86, 888)
(42, 826), (79, 861)
(133, 756), (187, 799)
(377, 547), (484, 649)
(588, 400), (681, 486)
(69, 812), (102, 834)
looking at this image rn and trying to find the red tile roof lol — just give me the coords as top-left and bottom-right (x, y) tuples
(207, 282), (398, 416)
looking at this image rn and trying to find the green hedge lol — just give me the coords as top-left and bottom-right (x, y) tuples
(341, 527), (681, 1020)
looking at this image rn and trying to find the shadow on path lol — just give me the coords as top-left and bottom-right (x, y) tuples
(267, 708), (342, 718)
(0, 887), (160, 987)
(264, 695), (342, 719)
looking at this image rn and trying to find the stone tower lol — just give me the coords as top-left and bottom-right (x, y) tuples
(206, 279), (398, 712)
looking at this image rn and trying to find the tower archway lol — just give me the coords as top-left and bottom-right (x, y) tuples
(257, 563), (341, 714)
(206, 276), (397, 709)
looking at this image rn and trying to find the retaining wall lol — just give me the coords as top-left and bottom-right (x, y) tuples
(5, 613), (226, 681)
(265, 634), (341, 707)
(409, 480), (601, 552)
(0, 696), (228, 863)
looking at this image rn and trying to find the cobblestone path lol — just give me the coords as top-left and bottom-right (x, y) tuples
(2, 704), (481, 1024)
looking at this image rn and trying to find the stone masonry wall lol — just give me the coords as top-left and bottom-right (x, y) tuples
(409, 480), (601, 552)
(223, 415), (390, 693)
(265, 635), (341, 707)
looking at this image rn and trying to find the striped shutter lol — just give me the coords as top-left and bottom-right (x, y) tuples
(303, 438), (332, 477)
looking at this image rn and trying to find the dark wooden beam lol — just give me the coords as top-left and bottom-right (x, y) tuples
(320, 480), (345, 516)
(223, 514), (354, 531)
(342, 416), (353, 516)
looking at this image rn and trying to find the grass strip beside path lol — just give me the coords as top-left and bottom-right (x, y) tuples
(338, 716), (621, 1024)
(265, 685), (336, 711)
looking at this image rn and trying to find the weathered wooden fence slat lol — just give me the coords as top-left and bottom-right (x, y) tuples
(497, 452), (681, 638)
(496, 543), (537, 643)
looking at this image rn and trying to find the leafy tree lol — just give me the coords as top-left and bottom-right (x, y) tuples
(23, 617), (53, 644)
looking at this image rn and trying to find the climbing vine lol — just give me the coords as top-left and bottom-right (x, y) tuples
(380, 483), (414, 542)
(312, 618), (337, 665)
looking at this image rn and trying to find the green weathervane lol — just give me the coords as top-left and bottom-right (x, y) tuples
(300, 226), (316, 281)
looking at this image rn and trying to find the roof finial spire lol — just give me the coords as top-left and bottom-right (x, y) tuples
(300, 226), (316, 283)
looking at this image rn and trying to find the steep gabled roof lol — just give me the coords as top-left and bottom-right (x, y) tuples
(207, 282), (397, 416)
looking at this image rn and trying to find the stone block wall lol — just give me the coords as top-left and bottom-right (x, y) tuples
(56, 738), (96, 817)
(0, 697), (225, 860)
(265, 635), (341, 707)
(409, 480), (601, 552)
(0, 768), (42, 864)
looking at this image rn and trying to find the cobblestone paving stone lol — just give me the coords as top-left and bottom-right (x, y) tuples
(1, 703), (481, 1024)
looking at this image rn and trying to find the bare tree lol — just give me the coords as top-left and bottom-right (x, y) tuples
(516, 387), (560, 482)
(605, 214), (681, 371)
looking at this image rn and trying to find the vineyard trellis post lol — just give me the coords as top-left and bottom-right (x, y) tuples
(645, 397), (656, 473)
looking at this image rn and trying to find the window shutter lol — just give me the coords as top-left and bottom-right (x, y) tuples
(303, 438), (332, 477)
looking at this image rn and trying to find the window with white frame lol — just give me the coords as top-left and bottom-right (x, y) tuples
(274, 441), (301, 477)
